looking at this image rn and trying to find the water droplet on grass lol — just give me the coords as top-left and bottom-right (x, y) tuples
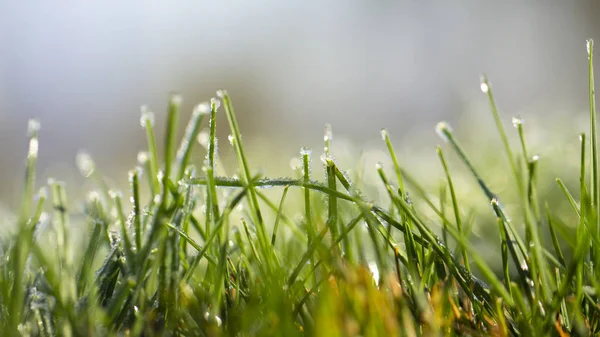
(128, 167), (143, 182)
(435, 122), (452, 142)
(36, 187), (48, 200)
(197, 130), (209, 147)
(203, 312), (222, 327)
(195, 102), (211, 116)
(137, 152), (149, 165)
(512, 116), (523, 128)
(375, 161), (383, 170)
(170, 93), (183, 106)
(228, 134), (235, 146)
(216, 90), (227, 98)
(320, 153), (333, 165)
(479, 75), (490, 93)
(300, 147), (312, 156)
(27, 119), (40, 136)
(480, 82), (489, 93)
(210, 97), (221, 111)
(587, 39), (594, 56)
(109, 190), (123, 199)
(140, 107), (155, 128)
(380, 129), (388, 141)
(76, 152), (95, 177)
(87, 191), (101, 202)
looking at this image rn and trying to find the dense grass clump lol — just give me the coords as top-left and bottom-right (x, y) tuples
(1, 40), (600, 336)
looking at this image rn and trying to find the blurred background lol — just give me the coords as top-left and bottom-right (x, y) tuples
(1, 1), (599, 213)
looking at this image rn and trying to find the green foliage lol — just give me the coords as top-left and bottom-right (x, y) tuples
(1, 40), (599, 336)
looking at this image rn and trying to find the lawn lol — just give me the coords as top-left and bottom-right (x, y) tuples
(1, 40), (599, 336)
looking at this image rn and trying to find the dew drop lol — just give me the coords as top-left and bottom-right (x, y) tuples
(216, 90), (227, 98)
(228, 134), (235, 146)
(210, 97), (221, 111)
(320, 153), (333, 165)
(137, 151), (149, 165)
(300, 147), (312, 156)
(380, 128), (389, 141)
(128, 167), (143, 182)
(87, 191), (101, 202)
(153, 194), (162, 204)
(512, 116), (524, 128)
(139, 107), (155, 128)
(479, 75), (490, 93)
(76, 152), (95, 177)
(203, 312), (222, 327)
(197, 130), (210, 148)
(195, 102), (211, 116)
(36, 187), (48, 200)
(375, 161), (383, 170)
(587, 39), (594, 56)
(170, 93), (183, 106)
(435, 122), (452, 143)
(27, 119), (40, 136)
(109, 190), (123, 199)
(480, 82), (489, 93)
(531, 154), (540, 162)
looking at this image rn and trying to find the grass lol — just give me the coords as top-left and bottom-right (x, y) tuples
(1, 40), (599, 336)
